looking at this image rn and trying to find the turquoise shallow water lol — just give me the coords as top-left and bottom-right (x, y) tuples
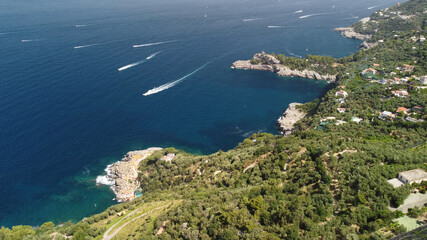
(0, 0), (401, 227)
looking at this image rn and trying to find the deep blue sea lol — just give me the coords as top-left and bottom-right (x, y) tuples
(0, 0), (401, 227)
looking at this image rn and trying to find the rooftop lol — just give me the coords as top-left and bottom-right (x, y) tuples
(396, 107), (408, 113)
(387, 178), (404, 188)
(399, 169), (427, 182)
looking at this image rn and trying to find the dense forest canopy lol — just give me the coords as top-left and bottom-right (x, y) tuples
(1, 0), (426, 239)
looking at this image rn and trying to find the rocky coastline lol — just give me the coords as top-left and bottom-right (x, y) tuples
(231, 53), (336, 82)
(277, 103), (306, 136)
(334, 17), (379, 50)
(334, 27), (371, 41)
(96, 147), (162, 202)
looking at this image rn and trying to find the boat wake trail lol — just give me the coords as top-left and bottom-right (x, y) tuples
(268, 25), (286, 29)
(75, 24), (91, 28)
(21, 39), (42, 43)
(299, 13), (329, 19)
(118, 60), (146, 71)
(118, 52), (162, 71)
(242, 131), (254, 138)
(286, 50), (302, 58)
(146, 51), (162, 60)
(367, 5), (380, 10)
(294, 10), (303, 13)
(143, 62), (209, 96)
(343, 15), (359, 20)
(243, 18), (264, 22)
(133, 40), (177, 48)
(117, 51), (162, 71)
(74, 43), (100, 49)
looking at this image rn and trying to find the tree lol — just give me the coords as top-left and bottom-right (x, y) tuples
(72, 228), (87, 240)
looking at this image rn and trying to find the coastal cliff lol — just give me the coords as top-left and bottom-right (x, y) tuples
(97, 147), (162, 202)
(277, 103), (306, 135)
(334, 27), (371, 41)
(4, 0), (427, 239)
(334, 17), (379, 49)
(232, 53), (337, 81)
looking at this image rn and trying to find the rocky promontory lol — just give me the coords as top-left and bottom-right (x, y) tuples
(334, 27), (371, 41)
(277, 103), (306, 136)
(232, 53), (337, 82)
(334, 27), (378, 49)
(334, 17), (380, 50)
(96, 147), (162, 202)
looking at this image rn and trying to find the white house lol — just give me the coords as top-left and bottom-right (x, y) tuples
(362, 68), (378, 75)
(391, 90), (409, 98)
(420, 76), (427, 85)
(337, 108), (346, 113)
(335, 90), (348, 98)
(398, 169), (427, 184)
(351, 116), (363, 123)
(379, 111), (395, 120)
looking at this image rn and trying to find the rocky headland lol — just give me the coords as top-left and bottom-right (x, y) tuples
(231, 53), (337, 82)
(334, 17), (378, 50)
(96, 147), (162, 202)
(334, 27), (371, 41)
(277, 103), (306, 136)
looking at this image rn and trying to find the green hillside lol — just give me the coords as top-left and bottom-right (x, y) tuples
(1, 0), (426, 239)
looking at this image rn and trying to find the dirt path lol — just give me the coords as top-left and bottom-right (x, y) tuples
(102, 205), (165, 240)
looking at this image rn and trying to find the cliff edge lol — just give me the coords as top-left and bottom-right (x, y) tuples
(232, 53), (337, 82)
(277, 103), (306, 135)
(97, 147), (162, 202)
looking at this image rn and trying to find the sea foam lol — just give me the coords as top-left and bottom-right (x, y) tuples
(96, 164), (115, 186)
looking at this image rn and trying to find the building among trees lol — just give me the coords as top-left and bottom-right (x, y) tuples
(398, 169), (427, 184)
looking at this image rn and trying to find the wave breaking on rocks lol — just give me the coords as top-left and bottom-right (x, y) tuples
(96, 147), (162, 202)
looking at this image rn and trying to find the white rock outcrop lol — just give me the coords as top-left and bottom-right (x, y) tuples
(334, 27), (372, 41)
(277, 103), (306, 136)
(97, 147), (162, 202)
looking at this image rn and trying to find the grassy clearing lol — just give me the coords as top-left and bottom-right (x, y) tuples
(394, 216), (423, 231)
